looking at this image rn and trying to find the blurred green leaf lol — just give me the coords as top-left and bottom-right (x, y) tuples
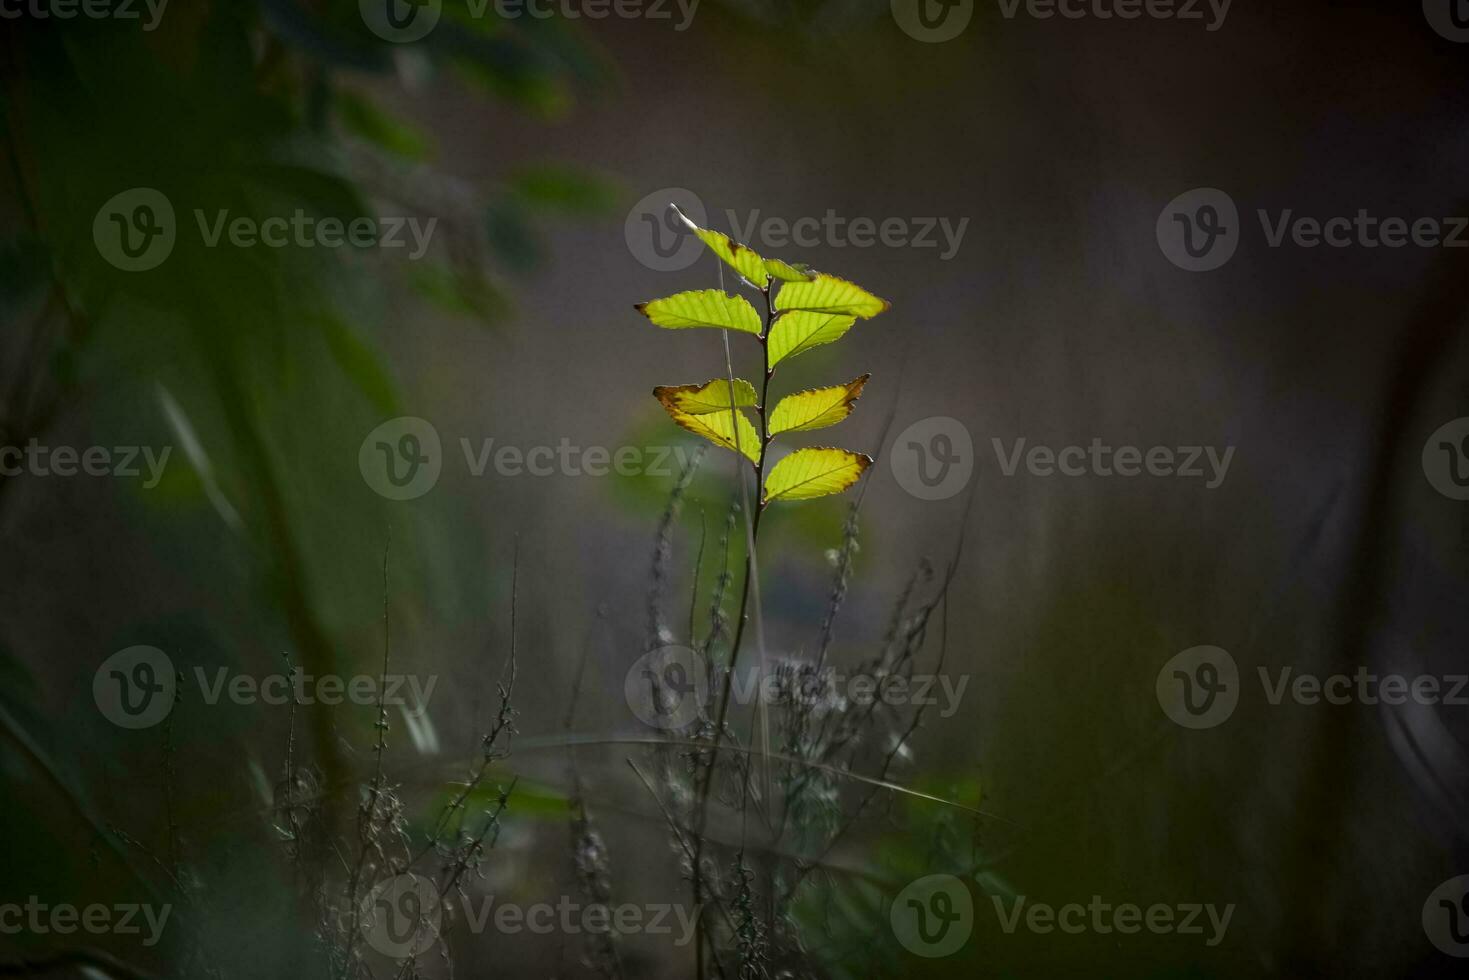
(509, 164), (619, 214)
(484, 198), (544, 273)
(333, 89), (433, 161)
(0, 234), (52, 309)
(316, 311), (401, 416)
(409, 262), (508, 324)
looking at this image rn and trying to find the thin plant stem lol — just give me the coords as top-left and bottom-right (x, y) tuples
(691, 274), (777, 978)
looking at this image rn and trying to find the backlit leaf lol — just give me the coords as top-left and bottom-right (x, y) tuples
(763, 447), (871, 503)
(654, 378), (760, 415)
(764, 257), (815, 282)
(671, 204), (768, 285)
(658, 402), (761, 465)
(767, 311), (857, 368)
(636, 289), (761, 334)
(774, 274), (889, 318)
(769, 375), (870, 435)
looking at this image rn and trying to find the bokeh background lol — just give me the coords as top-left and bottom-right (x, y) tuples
(3, 1), (1469, 977)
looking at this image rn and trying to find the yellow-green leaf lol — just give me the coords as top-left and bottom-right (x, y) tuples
(659, 404), (761, 465)
(763, 447), (871, 503)
(767, 311), (857, 368)
(768, 375), (870, 435)
(695, 228), (768, 285)
(764, 257), (815, 282)
(653, 379), (759, 415)
(671, 204), (769, 285)
(774, 274), (889, 319)
(636, 290), (761, 334)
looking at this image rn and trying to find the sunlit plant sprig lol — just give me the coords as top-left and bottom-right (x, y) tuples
(634, 204), (889, 974)
(635, 204), (887, 527)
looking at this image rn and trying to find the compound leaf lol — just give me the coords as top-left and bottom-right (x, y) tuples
(768, 375), (870, 435)
(636, 289), (761, 334)
(774, 274), (889, 319)
(763, 447), (871, 503)
(653, 378), (759, 415)
(767, 311), (857, 367)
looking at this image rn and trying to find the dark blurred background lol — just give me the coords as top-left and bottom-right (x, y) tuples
(3, 1), (1469, 977)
